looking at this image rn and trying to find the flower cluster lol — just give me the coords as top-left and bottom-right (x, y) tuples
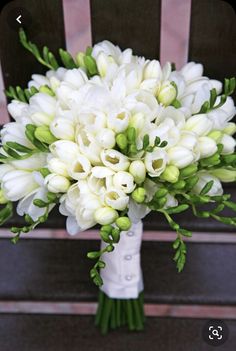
(1, 30), (236, 285)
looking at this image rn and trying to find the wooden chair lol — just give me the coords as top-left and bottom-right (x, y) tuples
(0, 0), (235, 349)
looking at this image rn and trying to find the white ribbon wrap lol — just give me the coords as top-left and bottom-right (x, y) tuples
(100, 221), (143, 299)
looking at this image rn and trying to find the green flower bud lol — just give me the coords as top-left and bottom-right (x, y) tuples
(153, 188), (167, 199)
(116, 133), (128, 150)
(180, 164), (198, 178)
(131, 187), (146, 203)
(115, 216), (131, 231)
(101, 224), (113, 234)
(84, 55), (98, 75)
(126, 127), (136, 142)
(210, 169), (236, 182)
(223, 122), (236, 136)
(207, 130), (222, 142)
(160, 165), (179, 183)
(75, 52), (86, 68)
(35, 126), (57, 144)
(0, 189), (8, 204)
(129, 160), (146, 184)
(39, 85), (55, 96)
(172, 180), (186, 190)
(157, 81), (177, 106)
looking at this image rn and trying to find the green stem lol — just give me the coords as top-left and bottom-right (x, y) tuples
(100, 295), (113, 335)
(95, 290), (104, 326)
(116, 299), (121, 327)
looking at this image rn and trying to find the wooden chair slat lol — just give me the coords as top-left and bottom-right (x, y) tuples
(189, 0), (236, 82)
(90, 0), (161, 59)
(0, 239), (235, 305)
(0, 314), (235, 350)
(0, 0), (65, 90)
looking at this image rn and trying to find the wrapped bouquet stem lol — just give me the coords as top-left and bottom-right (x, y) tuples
(96, 221), (144, 333)
(0, 28), (236, 334)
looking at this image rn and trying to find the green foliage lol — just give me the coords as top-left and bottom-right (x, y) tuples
(87, 225), (122, 287)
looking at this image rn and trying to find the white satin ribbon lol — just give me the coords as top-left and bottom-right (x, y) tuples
(100, 221), (143, 299)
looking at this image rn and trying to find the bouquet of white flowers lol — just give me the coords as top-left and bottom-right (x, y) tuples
(0, 29), (235, 334)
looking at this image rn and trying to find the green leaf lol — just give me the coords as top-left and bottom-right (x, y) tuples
(166, 204), (189, 214)
(0, 202), (13, 225)
(210, 88), (217, 108)
(223, 200), (236, 212)
(200, 180), (214, 195)
(6, 142), (33, 153)
(2, 145), (22, 159)
(87, 251), (101, 259)
(142, 134), (149, 149)
(59, 48), (77, 69)
(33, 199), (48, 208)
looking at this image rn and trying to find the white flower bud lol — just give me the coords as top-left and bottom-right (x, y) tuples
(144, 148), (168, 177)
(198, 136), (217, 158)
(143, 60), (162, 79)
(96, 128), (116, 149)
(50, 141), (80, 164)
(96, 52), (110, 77)
(104, 188), (129, 210)
(184, 114), (213, 136)
(210, 169), (236, 182)
(48, 157), (69, 177)
(220, 134), (236, 155)
(178, 131), (198, 151)
(45, 174), (70, 193)
(168, 146), (195, 168)
(157, 81), (176, 106)
(113, 171), (135, 194)
(94, 207), (118, 225)
(101, 149), (130, 171)
(129, 160), (146, 184)
(63, 68), (87, 88)
(50, 118), (75, 140)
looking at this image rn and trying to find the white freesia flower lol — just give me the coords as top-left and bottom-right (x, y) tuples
(2, 170), (38, 201)
(144, 148), (168, 177)
(157, 81), (176, 106)
(180, 62), (203, 82)
(29, 93), (56, 126)
(220, 134), (236, 155)
(50, 118), (75, 140)
(45, 174), (70, 193)
(104, 188), (129, 210)
(94, 206), (118, 225)
(107, 109), (130, 133)
(129, 160), (146, 184)
(184, 114), (213, 136)
(178, 131), (198, 152)
(198, 136), (217, 158)
(0, 164), (15, 181)
(91, 166), (115, 178)
(192, 172), (223, 196)
(96, 128), (116, 149)
(168, 146), (195, 168)
(50, 140), (80, 163)
(1, 122), (34, 148)
(87, 174), (106, 195)
(63, 68), (88, 88)
(143, 60), (162, 80)
(113, 171), (135, 193)
(7, 100), (30, 124)
(101, 149), (130, 171)
(9, 153), (47, 171)
(47, 157), (69, 177)
(67, 154), (91, 180)
(17, 187), (55, 221)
